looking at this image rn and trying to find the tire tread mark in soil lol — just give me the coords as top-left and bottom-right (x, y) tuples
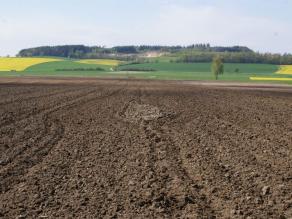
(139, 88), (215, 218)
(0, 88), (99, 128)
(152, 121), (215, 218)
(119, 88), (216, 218)
(0, 88), (98, 166)
(0, 87), (88, 106)
(0, 87), (124, 193)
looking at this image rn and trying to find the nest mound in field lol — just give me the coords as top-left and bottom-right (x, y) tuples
(123, 102), (163, 122)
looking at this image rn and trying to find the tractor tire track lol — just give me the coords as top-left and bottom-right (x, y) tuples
(0, 87), (124, 193)
(0, 88), (98, 128)
(0, 86), (88, 106)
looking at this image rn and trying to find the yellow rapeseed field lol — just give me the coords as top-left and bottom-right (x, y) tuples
(0, 57), (61, 71)
(76, 59), (122, 66)
(276, 65), (292, 75)
(250, 77), (292, 81)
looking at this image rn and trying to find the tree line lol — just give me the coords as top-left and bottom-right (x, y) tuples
(17, 44), (292, 65)
(17, 44), (253, 57)
(177, 51), (292, 65)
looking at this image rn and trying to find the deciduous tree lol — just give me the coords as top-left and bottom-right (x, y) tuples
(212, 56), (224, 80)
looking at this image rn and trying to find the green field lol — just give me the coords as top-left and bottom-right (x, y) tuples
(118, 62), (278, 74)
(116, 62), (292, 83)
(0, 58), (292, 84)
(26, 60), (110, 72)
(0, 59), (113, 77)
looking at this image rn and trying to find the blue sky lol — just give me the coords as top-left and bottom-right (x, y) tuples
(1, 0), (292, 55)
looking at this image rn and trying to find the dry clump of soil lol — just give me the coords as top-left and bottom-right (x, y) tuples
(0, 78), (291, 219)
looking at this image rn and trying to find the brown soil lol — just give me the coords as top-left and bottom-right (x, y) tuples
(0, 78), (291, 219)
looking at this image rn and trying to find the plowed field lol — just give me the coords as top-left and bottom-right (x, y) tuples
(0, 78), (291, 219)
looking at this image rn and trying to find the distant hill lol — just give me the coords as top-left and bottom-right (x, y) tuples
(17, 44), (292, 65)
(18, 44), (253, 58)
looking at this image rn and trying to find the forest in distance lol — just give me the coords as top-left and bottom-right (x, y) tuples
(17, 44), (292, 65)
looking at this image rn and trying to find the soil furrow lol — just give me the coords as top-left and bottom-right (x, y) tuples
(0, 79), (291, 219)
